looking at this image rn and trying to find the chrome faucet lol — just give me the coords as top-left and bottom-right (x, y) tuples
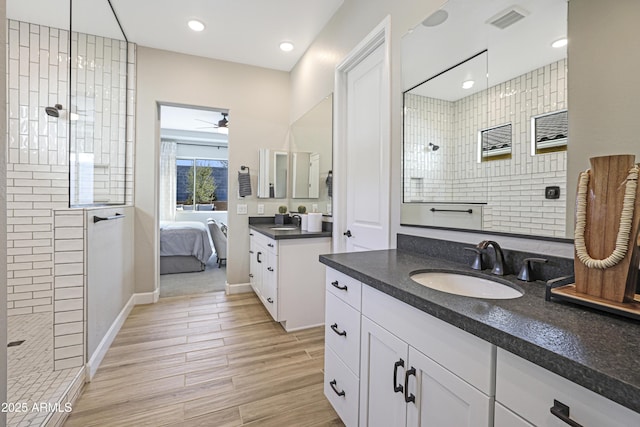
(476, 240), (505, 276)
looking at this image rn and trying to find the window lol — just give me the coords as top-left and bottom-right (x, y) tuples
(176, 158), (228, 211)
(478, 123), (512, 162)
(531, 110), (568, 155)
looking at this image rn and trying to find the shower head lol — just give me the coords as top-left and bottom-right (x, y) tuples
(429, 142), (440, 151)
(45, 104), (63, 118)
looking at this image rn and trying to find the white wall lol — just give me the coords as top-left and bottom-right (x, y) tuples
(566, 0), (640, 235)
(134, 47), (290, 292)
(86, 206), (134, 359)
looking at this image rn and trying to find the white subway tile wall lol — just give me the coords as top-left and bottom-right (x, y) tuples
(404, 59), (567, 237)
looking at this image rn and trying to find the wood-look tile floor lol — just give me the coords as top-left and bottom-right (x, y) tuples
(64, 291), (344, 427)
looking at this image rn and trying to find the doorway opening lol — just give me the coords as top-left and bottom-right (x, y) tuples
(158, 104), (229, 298)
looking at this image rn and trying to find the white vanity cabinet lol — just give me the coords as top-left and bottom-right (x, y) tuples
(249, 230), (330, 331)
(359, 285), (494, 427)
(495, 348), (640, 427)
(324, 268), (362, 427)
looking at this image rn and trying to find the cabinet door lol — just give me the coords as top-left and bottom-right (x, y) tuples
(262, 251), (279, 320)
(406, 346), (492, 427)
(249, 237), (264, 297)
(360, 317), (408, 427)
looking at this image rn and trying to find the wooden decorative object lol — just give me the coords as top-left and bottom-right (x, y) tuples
(550, 155), (640, 318)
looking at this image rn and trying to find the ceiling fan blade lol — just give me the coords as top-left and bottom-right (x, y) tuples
(194, 118), (219, 127)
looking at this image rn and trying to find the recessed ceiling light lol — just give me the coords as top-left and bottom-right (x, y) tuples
(551, 38), (568, 48)
(188, 20), (205, 32)
(462, 80), (475, 89)
(279, 41), (294, 52)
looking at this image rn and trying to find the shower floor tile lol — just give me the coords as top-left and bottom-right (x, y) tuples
(7, 313), (80, 426)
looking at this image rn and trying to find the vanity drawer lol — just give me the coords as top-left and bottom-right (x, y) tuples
(326, 268), (362, 310)
(496, 349), (640, 427)
(325, 346), (359, 427)
(249, 231), (278, 255)
(325, 292), (361, 375)
(494, 402), (533, 427)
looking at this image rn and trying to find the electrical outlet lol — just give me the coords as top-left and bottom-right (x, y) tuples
(237, 204), (248, 214)
(257, 204), (265, 214)
(312, 204), (318, 212)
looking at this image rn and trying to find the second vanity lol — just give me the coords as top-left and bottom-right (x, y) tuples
(320, 235), (640, 426)
(249, 218), (331, 331)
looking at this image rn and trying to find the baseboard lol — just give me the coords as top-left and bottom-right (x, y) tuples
(134, 287), (160, 304)
(86, 294), (136, 381)
(283, 321), (325, 333)
(226, 282), (253, 295)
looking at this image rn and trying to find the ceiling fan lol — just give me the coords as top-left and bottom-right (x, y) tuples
(195, 112), (229, 129)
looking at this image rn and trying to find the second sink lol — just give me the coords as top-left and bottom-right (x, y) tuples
(410, 271), (523, 299)
(269, 226), (298, 231)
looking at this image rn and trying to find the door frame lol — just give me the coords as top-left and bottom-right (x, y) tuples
(333, 16), (391, 253)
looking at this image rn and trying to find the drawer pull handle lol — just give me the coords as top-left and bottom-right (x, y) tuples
(267, 298), (274, 304)
(257, 252), (262, 263)
(331, 280), (348, 291)
(330, 323), (347, 337)
(329, 379), (346, 397)
(268, 243), (274, 248)
(393, 358), (405, 393)
(267, 267), (274, 272)
(249, 274), (254, 278)
(404, 367), (416, 403)
(550, 400), (583, 427)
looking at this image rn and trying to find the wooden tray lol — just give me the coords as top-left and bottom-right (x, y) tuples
(546, 278), (640, 321)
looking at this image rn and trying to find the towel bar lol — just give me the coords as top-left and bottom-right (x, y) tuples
(93, 213), (125, 223)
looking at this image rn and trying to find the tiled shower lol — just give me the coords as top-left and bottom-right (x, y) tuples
(5, 18), (134, 426)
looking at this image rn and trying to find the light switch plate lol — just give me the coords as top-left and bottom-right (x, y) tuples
(237, 204), (248, 214)
(257, 204), (265, 214)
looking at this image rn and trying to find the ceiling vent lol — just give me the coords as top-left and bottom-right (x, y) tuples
(487, 6), (529, 29)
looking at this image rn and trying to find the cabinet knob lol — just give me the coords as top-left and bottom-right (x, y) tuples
(550, 399), (583, 427)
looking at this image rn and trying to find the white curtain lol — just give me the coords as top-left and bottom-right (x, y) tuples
(159, 140), (177, 222)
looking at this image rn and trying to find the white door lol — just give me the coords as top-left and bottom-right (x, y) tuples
(360, 317), (408, 427)
(334, 17), (390, 253)
(344, 42), (390, 251)
(406, 346), (492, 427)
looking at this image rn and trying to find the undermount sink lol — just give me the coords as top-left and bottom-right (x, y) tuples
(270, 226), (298, 231)
(410, 271), (523, 299)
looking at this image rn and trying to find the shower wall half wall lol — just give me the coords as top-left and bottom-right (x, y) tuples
(6, 18), (136, 425)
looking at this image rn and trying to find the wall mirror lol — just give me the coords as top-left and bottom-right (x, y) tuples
(290, 94), (333, 213)
(258, 149), (288, 198)
(402, 0), (568, 238)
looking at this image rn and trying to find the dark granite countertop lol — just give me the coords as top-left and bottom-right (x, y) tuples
(319, 249), (640, 414)
(249, 223), (332, 240)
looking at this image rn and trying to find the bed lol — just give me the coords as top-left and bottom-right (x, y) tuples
(160, 221), (213, 274)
